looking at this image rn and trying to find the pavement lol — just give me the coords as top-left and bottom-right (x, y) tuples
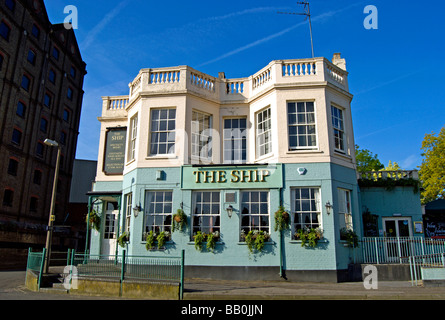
(184, 278), (445, 300)
(2, 269), (445, 300)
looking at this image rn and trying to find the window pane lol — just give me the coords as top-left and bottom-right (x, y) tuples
(150, 109), (176, 155)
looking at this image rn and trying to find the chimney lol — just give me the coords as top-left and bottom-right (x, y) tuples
(332, 53), (347, 71)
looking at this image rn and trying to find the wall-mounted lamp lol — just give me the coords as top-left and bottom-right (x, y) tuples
(226, 205), (234, 218)
(325, 201), (333, 215)
(133, 205), (142, 217)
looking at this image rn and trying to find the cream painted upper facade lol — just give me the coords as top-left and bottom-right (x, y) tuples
(95, 54), (355, 182)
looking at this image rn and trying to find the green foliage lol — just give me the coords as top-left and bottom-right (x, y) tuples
(193, 231), (206, 251)
(206, 232), (217, 252)
(340, 228), (359, 248)
(243, 230), (270, 254)
(358, 177), (420, 193)
(87, 210), (101, 231)
(274, 206), (290, 232)
(145, 231), (170, 250)
(193, 231), (220, 252)
(117, 232), (129, 248)
(145, 231), (156, 250)
(172, 209), (187, 232)
(355, 145), (384, 173)
(157, 231), (166, 249)
(295, 228), (323, 248)
(419, 127), (445, 204)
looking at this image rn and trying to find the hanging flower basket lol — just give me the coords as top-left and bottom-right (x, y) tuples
(86, 210), (101, 231)
(172, 209), (187, 232)
(274, 206), (290, 232)
(117, 232), (130, 248)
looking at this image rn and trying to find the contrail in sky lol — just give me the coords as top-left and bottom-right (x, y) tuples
(198, 2), (365, 67)
(81, 0), (131, 50)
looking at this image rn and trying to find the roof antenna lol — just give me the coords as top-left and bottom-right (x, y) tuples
(278, 1), (315, 58)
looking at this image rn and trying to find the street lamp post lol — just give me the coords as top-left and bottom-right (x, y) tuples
(43, 138), (61, 274)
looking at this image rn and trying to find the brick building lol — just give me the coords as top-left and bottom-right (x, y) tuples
(0, 0), (86, 261)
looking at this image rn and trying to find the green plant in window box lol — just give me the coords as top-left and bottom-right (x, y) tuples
(206, 231), (220, 252)
(117, 232), (130, 248)
(193, 231), (206, 251)
(340, 228), (359, 248)
(274, 206), (290, 232)
(86, 210), (101, 231)
(145, 231), (156, 250)
(157, 231), (168, 249)
(145, 230), (171, 250)
(173, 209), (187, 232)
(243, 230), (270, 254)
(295, 227), (323, 248)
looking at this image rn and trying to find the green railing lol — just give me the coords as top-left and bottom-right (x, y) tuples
(25, 248), (46, 291)
(69, 250), (185, 299)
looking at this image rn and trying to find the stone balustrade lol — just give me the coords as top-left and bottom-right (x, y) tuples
(125, 56), (349, 104)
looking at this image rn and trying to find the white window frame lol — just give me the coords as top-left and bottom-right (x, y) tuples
(291, 187), (321, 239)
(240, 190), (270, 237)
(125, 193), (132, 233)
(191, 110), (212, 163)
(287, 101), (318, 150)
(128, 114), (138, 161)
(143, 190), (173, 239)
(149, 108), (176, 156)
(223, 117), (247, 164)
(255, 107), (272, 158)
(338, 188), (352, 231)
(191, 191), (220, 237)
(331, 105), (345, 153)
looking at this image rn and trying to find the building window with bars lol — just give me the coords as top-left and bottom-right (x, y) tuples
(191, 111), (212, 163)
(149, 109), (175, 156)
(192, 191), (220, 237)
(240, 191), (269, 238)
(125, 193), (132, 234)
(256, 108), (272, 158)
(143, 191), (173, 239)
(292, 187), (321, 239)
(223, 118), (247, 164)
(338, 188), (352, 231)
(287, 102), (317, 150)
(128, 114), (138, 161)
(331, 105), (345, 152)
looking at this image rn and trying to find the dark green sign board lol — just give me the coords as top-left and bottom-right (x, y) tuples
(103, 128), (127, 175)
(181, 164), (282, 189)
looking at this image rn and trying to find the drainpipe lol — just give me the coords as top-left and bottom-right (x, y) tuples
(279, 189), (285, 279)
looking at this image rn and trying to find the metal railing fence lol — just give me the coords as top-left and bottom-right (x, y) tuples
(25, 248), (46, 290)
(409, 253), (445, 286)
(69, 249), (185, 299)
(357, 237), (445, 264)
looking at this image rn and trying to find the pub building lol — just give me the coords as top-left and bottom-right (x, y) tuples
(87, 54), (424, 282)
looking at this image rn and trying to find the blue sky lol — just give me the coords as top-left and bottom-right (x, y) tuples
(45, 0), (445, 169)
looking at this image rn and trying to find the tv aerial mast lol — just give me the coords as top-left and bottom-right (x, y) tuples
(278, 1), (315, 58)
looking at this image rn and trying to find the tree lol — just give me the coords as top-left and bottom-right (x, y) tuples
(382, 160), (401, 171)
(355, 145), (384, 173)
(419, 127), (445, 204)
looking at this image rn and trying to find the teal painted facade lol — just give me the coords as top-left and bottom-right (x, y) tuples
(89, 162), (363, 280)
(359, 186), (424, 238)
